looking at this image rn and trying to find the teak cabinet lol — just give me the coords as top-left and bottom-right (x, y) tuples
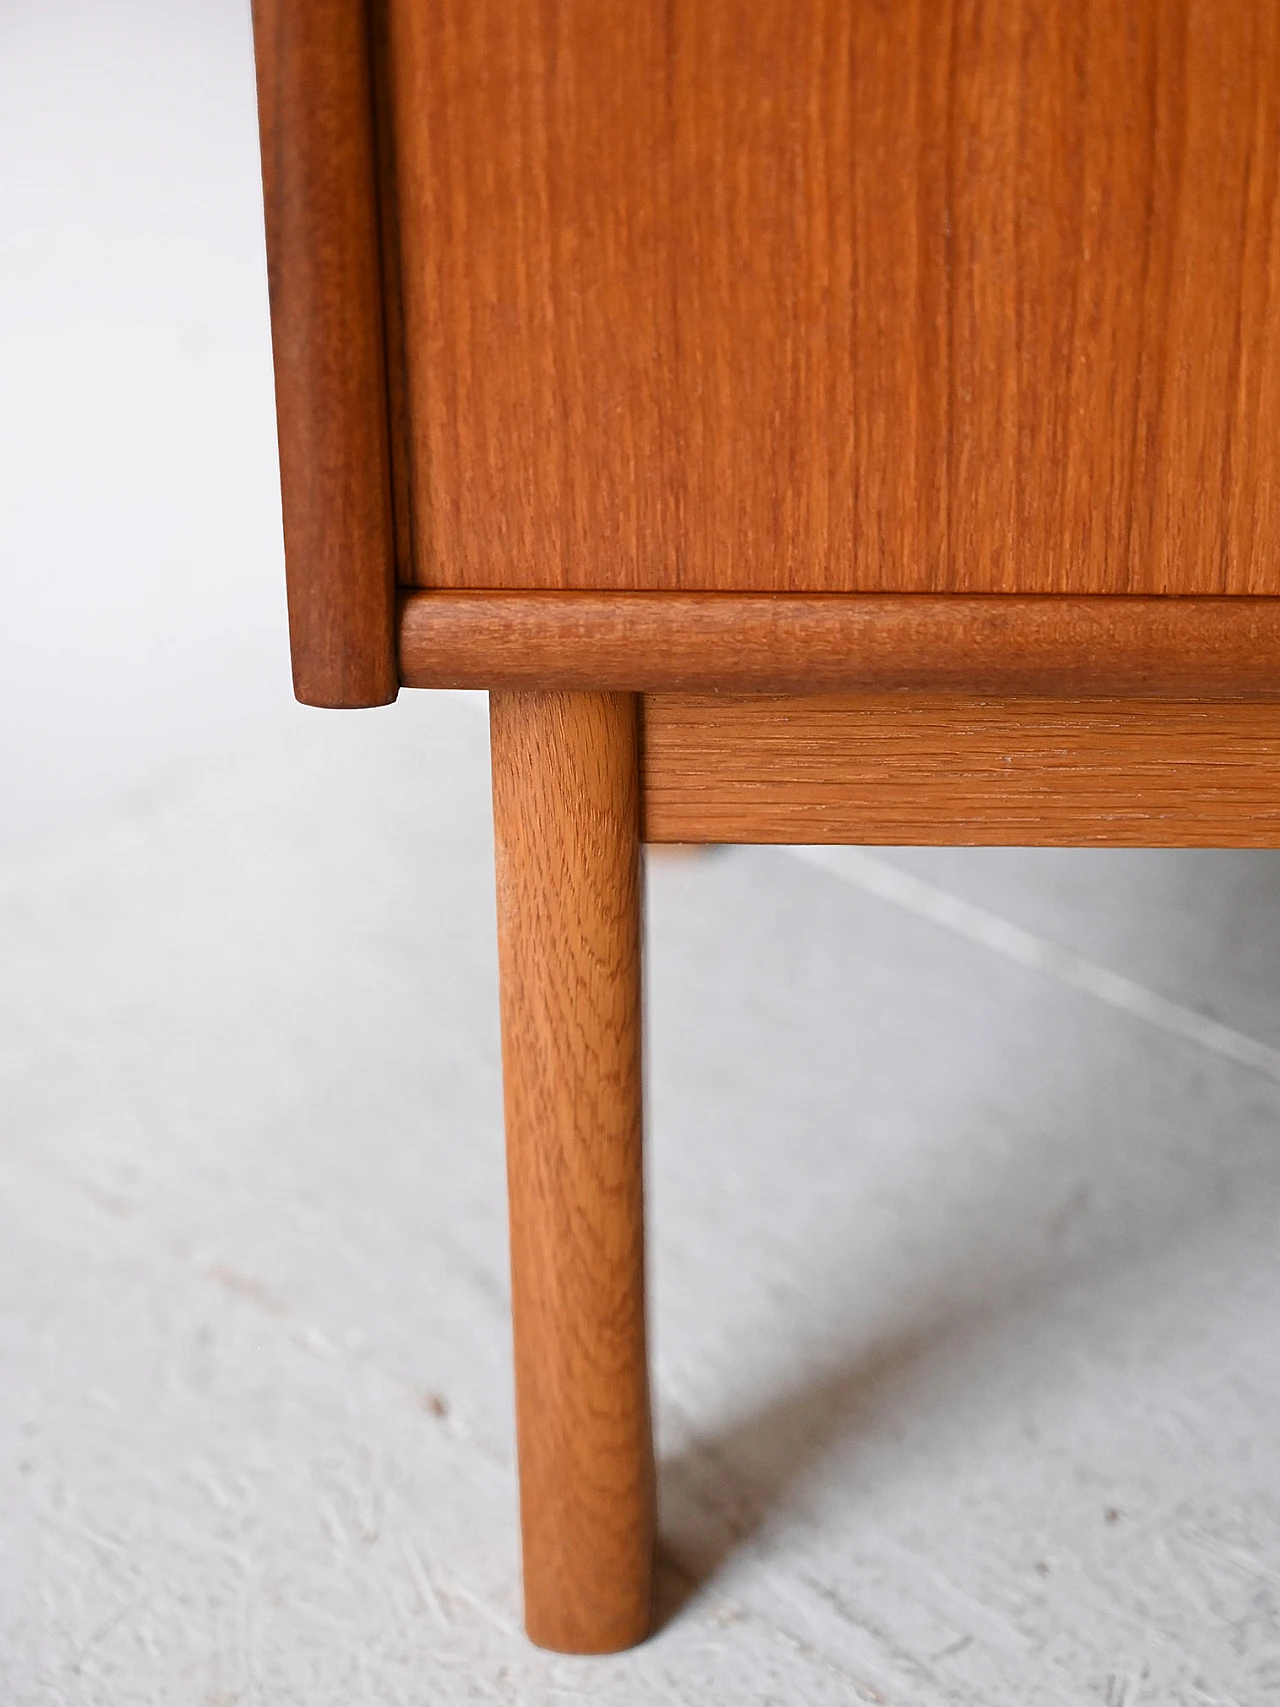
(251, 0), (1280, 1653)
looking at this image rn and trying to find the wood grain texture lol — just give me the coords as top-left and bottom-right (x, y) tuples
(368, 0), (415, 591)
(401, 591), (1280, 696)
(642, 695), (1280, 846)
(251, 0), (397, 706)
(489, 692), (654, 1653)
(386, 0), (1280, 595)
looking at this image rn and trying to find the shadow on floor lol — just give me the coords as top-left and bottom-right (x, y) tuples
(647, 846), (1280, 1629)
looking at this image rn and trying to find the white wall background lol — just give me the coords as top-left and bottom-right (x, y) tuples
(0, 0), (320, 864)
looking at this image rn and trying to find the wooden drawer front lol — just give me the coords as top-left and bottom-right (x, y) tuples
(387, 0), (1280, 596)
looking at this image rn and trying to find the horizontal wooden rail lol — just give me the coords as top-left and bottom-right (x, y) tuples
(642, 694), (1280, 848)
(399, 592), (1280, 698)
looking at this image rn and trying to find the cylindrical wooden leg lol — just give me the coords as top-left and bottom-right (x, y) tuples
(489, 691), (655, 1654)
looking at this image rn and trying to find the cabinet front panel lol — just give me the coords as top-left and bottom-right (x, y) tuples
(388, 0), (1280, 594)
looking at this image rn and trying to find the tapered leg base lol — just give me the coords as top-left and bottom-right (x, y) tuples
(489, 691), (655, 1654)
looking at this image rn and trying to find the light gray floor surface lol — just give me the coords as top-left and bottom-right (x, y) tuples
(5, 691), (1280, 1706)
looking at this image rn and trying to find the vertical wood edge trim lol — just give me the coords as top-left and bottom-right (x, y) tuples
(251, 0), (398, 708)
(368, 0), (416, 591)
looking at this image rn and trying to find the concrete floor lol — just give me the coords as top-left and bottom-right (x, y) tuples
(5, 3), (1280, 1701)
(5, 692), (1280, 1705)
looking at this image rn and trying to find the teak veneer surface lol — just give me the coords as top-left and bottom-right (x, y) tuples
(386, 0), (1280, 595)
(642, 695), (1280, 846)
(400, 592), (1280, 697)
(251, 0), (398, 706)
